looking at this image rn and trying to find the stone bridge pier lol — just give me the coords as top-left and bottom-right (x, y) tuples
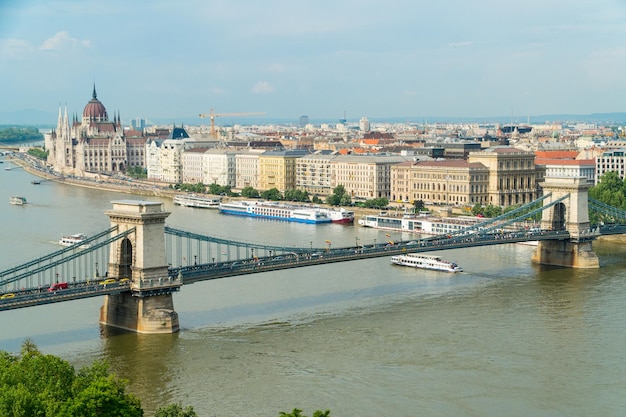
(100, 200), (180, 333)
(531, 176), (599, 269)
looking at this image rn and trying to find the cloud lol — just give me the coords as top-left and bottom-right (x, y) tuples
(251, 81), (274, 94)
(39, 31), (90, 51)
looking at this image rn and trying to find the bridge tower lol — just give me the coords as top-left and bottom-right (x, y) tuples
(532, 176), (599, 268)
(100, 200), (182, 333)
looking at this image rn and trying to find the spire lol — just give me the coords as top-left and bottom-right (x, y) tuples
(92, 83), (97, 100)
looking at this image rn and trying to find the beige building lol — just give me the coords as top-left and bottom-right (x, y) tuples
(332, 154), (410, 200)
(258, 150), (308, 191)
(468, 147), (537, 207)
(391, 160), (490, 206)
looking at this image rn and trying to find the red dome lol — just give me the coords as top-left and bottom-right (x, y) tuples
(83, 85), (108, 120)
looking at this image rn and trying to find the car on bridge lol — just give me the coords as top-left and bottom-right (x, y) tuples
(48, 282), (68, 292)
(0, 293), (15, 299)
(99, 278), (116, 285)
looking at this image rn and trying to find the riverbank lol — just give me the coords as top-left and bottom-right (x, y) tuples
(9, 154), (178, 198)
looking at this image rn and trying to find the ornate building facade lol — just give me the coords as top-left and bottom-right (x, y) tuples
(45, 85), (147, 176)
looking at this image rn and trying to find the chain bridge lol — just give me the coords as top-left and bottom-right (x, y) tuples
(1, 176), (626, 333)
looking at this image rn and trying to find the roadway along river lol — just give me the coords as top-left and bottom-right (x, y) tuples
(1, 158), (626, 416)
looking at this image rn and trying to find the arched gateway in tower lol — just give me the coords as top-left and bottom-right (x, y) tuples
(100, 200), (182, 333)
(532, 176), (599, 268)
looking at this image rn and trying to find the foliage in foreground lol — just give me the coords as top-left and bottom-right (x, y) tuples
(154, 402), (197, 417)
(0, 339), (196, 417)
(279, 408), (331, 417)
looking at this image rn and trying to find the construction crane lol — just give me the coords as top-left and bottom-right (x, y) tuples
(198, 109), (265, 139)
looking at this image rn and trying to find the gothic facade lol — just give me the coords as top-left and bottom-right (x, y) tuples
(45, 85), (147, 176)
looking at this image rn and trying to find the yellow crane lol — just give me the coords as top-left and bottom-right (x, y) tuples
(198, 109), (265, 139)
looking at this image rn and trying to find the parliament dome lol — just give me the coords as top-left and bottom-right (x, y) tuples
(83, 85), (108, 121)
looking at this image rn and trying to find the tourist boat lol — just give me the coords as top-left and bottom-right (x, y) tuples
(321, 207), (355, 224)
(358, 213), (483, 235)
(31, 179), (41, 185)
(390, 253), (463, 272)
(59, 233), (89, 247)
(219, 200), (332, 224)
(173, 194), (221, 209)
(9, 196), (27, 205)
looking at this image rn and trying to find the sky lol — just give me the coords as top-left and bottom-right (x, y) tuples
(1, 0), (625, 124)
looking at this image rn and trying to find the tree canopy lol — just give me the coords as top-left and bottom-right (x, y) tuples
(0, 340), (197, 417)
(325, 185), (351, 206)
(0, 126), (43, 143)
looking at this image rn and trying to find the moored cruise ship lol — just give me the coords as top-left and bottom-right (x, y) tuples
(173, 194), (221, 209)
(219, 200), (332, 224)
(390, 253), (463, 272)
(358, 213), (483, 235)
(320, 207), (355, 224)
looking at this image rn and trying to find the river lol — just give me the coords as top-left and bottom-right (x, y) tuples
(1, 155), (625, 416)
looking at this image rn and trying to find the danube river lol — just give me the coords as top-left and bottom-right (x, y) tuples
(1, 157), (626, 416)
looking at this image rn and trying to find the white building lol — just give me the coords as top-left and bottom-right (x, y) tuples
(235, 150), (264, 190)
(359, 117), (370, 132)
(596, 149), (626, 184)
(296, 151), (337, 195)
(202, 149), (237, 186)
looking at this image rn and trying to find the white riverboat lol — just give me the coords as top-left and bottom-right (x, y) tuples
(320, 207), (355, 224)
(358, 213), (483, 235)
(9, 196), (27, 205)
(173, 194), (221, 209)
(390, 253), (463, 272)
(219, 200), (332, 224)
(59, 233), (89, 247)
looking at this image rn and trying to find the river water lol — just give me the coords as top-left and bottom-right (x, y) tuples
(1, 155), (625, 416)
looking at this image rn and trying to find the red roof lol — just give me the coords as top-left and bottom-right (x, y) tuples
(534, 150), (579, 159)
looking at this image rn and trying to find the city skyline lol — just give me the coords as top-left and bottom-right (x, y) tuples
(1, 0), (625, 124)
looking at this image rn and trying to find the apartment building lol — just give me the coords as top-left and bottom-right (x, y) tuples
(258, 149), (309, 191)
(181, 147), (209, 184)
(596, 149), (626, 184)
(332, 154), (410, 200)
(391, 159), (490, 206)
(235, 150), (265, 190)
(296, 151), (337, 195)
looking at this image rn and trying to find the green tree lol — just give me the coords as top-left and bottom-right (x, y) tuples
(241, 186), (260, 198)
(27, 147), (48, 160)
(471, 203), (484, 216)
(413, 199), (425, 213)
(279, 408), (330, 417)
(208, 183), (222, 195)
(362, 197), (388, 209)
(154, 403), (197, 417)
(588, 171), (626, 224)
(0, 126), (43, 143)
(0, 340), (195, 417)
(285, 189), (310, 202)
(326, 185), (351, 206)
(261, 187), (283, 201)
(483, 204), (502, 218)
